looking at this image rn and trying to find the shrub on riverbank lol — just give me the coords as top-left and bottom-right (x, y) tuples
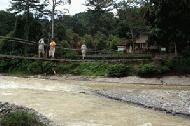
(137, 63), (170, 77)
(72, 63), (109, 76)
(0, 56), (189, 77)
(0, 112), (46, 126)
(27, 61), (56, 74)
(166, 57), (190, 74)
(107, 64), (132, 77)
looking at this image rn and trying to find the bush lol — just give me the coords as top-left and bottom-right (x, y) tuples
(27, 61), (42, 74)
(64, 50), (80, 59)
(0, 60), (10, 72)
(0, 112), (46, 126)
(55, 63), (78, 74)
(41, 61), (56, 74)
(27, 61), (55, 74)
(159, 65), (170, 74)
(107, 64), (131, 77)
(167, 57), (190, 74)
(181, 47), (190, 57)
(137, 64), (158, 77)
(72, 63), (109, 76)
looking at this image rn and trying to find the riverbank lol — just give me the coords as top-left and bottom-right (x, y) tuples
(1, 76), (190, 126)
(95, 89), (190, 116)
(37, 75), (190, 86)
(35, 75), (190, 117)
(1, 74), (190, 118)
(0, 102), (57, 126)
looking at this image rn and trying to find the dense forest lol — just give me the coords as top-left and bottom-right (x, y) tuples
(0, 0), (190, 54)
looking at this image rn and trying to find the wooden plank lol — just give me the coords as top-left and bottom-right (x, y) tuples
(0, 54), (153, 63)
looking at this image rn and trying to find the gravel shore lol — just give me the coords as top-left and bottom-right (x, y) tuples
(0, 102), (57, 126)
(95, 89), (190, 116)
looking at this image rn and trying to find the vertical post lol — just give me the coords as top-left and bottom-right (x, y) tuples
(174, 42), (177, 56)
(51, 1), (55, 39)
(130, 29), (134, 53)
(24, 0), (30, 56)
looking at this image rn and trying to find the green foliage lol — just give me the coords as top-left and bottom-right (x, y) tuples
(0, 60), (10, 73)
(145, 0), (190, 52)
(64, 50), (80, 59)
(137, 63), (170, 77)
(60, 40), (71, 48)
(83, 34), (94, 49)
(1, 56), (189, 77)
(106, 35), (121, 50)
(167, 57), (190, 74)
(0, 11), (15, 36)
(27, 61), (55, 74)
(54, 63), (78, 74)
(181, 47), (190, 57)
(9, 0), (46, 18)
(137, 64), (159, 77)
(94, 31), (107, 50)
(107, 64), (131, 77)
(72, 63), (109, 76)
(0, 111), (46, 126)
(0, 31), (15, 54)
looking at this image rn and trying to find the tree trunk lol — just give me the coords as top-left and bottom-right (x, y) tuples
(51, 5), (55, 39)
(130, 29), (134, 53)
(174, 42), (177, 56)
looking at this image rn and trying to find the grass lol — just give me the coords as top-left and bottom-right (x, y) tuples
(0, 112), (47, 126)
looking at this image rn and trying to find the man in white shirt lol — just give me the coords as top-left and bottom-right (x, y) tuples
(38, 38), (45, 57)
(81, 44), (87, 60)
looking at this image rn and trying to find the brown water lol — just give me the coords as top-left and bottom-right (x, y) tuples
(0, 76), (190, 126)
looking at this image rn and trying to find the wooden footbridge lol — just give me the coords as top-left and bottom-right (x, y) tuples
(0, 36), (153, 63)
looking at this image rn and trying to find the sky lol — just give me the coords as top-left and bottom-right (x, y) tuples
(0, 0), (87, 15)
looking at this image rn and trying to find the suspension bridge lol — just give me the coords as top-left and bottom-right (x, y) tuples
(0, 36), (153, 63)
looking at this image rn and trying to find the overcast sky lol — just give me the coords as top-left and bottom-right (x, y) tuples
(0, 0), (87, 15)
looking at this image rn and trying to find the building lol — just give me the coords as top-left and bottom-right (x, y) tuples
(117, 34), (148, 53)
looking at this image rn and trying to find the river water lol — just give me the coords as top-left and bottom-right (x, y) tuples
(0, 76), (190, 126)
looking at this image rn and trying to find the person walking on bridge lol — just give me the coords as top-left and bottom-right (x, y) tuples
(38, 38), (45, 58)
(81, 43), (87, 60)
(49, 39), (56, 58)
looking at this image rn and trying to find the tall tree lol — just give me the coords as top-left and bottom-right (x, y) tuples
(46, 0), (71, 39)
(0, 11), (15, 36)
(85, 0), (114, 11)
(85, 0), (115, 35)
(9, 0), (46, 40)
(116, 1), (149, 50)
(145, 0), (190, 54)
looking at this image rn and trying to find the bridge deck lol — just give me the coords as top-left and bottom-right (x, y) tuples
(0, 54), (152, 63)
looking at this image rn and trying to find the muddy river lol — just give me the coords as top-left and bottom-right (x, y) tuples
(0, 76), (190, 126)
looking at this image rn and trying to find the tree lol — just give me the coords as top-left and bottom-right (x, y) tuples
(85, 0), (115, 35)
(9, 0), (46, 40)
(145, 0), (190, 54)
(85, 0), (114, 11)
(46, 0), (71, 38)
(0, 11), (15, 36)
(116, 1), (149, 50)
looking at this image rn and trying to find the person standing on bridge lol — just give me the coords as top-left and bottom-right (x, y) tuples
(81, 43), (87, 60)
(49, 39), (56, 58)
(38, 38), (45, 58)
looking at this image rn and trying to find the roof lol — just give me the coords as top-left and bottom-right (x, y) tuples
(135, 35), (148, 44)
